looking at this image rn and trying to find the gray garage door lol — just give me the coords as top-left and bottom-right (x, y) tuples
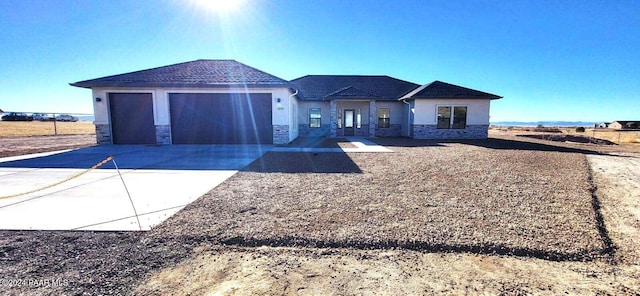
(109, 93), (156, 144)
(169, 93), (272, 144)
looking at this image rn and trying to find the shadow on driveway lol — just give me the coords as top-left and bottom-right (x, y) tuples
(0, 145), (273, 171)
(243, 151), (362, 173)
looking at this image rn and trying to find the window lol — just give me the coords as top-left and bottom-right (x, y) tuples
(309, 108), (321, 128)
(452, 106), (467, 129)
(337, 109), (342, 128)
(437, 106), (451, 129)
(378, 108), (390, 128)
(437, 106), (467, 129)
(356, 109), (362, 128)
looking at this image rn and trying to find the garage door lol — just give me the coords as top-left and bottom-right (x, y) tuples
(109, 93), (156, 144)
(169, 93), (272, 144)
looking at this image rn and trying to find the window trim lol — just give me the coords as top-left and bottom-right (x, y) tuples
(377, 107), (390, 128)
(436, 105), (467, 129)
(309, 107), (321, 128)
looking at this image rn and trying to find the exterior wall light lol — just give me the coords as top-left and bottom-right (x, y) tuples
(95, 97), (102, 102)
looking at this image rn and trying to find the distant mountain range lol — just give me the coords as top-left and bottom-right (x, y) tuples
(490, 121), (601, 127)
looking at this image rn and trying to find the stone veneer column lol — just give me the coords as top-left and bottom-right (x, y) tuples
(273, 125), (290, 145)
(368, 100), (376, 137)
(330, 100), (337, 137)
(94, 124), (112, 144)
(155, 125), (171, 144)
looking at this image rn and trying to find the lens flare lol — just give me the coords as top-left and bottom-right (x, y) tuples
(189, 0), (245, 13)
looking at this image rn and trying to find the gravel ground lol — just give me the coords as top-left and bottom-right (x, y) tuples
(0, 135), (635, 295)
(153, 140), (604, 261)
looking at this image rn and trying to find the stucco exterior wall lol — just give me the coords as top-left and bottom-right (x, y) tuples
(609, 122), (623, 130)
(412, 98), (491, 125)
(297, 101), (331, 125)
(373, 101), (403, 137)
(375, 101), (403, 125)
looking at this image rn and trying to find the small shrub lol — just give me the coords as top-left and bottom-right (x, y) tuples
(534, 127), (562, 133)
(576, 127), (586, 133)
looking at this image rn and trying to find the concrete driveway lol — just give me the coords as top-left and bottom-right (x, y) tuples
(0, 145), (270, 231)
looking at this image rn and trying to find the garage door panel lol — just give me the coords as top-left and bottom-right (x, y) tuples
(169, 93), (272, 144)
(109, 93), (156, 144)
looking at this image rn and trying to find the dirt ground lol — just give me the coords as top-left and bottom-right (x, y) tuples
(133, 137), (640, 295)
(0, 134), (95, 158)
(0, 133), (639, 295)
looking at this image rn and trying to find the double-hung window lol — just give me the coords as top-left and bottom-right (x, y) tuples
(309, 108), (321, 128)
(378, 108), (390, 128)
(437, 106), (467, 129)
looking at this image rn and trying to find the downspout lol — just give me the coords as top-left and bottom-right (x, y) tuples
(289, 89), (299, 139)
(401, 99), (411, 137)
(289, 89), (298, 99)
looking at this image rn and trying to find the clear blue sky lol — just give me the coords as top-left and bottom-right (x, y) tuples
(1, 0), (638, 122)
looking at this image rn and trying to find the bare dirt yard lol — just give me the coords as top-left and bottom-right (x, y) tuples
(0, 134), (96, 158)
(0, 133), (639, 295)
(0, 121), (96, 158)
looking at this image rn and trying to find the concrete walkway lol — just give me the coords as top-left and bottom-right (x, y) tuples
(270, 137), (393, 153)
(0, 145), (270, 231)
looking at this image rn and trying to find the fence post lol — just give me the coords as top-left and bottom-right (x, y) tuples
(618, 132), (621, 144)
(53, 113), (57, 136)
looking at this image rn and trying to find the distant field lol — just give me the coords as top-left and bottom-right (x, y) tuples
(578, 129), (640, 144)
(491, 126), (640, 144)
(0, 121), (95, 137)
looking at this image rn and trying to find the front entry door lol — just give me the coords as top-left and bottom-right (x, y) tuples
(344, 109), (355, 136)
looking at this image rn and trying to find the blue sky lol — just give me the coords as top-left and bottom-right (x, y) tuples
(0, 0), (638, 122)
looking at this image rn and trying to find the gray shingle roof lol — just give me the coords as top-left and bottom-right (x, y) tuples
(324, 86), (380, 99)
(70, 60), (290, 88)
(290, 75), (419, 101)
(401, 80), (502, 100)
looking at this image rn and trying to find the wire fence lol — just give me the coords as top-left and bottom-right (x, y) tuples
(0, 111), (95, 137)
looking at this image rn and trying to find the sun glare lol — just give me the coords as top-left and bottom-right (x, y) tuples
(190, 0), (245, 13)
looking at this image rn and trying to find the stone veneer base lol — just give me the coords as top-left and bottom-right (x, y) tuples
(95, 124), (112, 144)
(412, 124), (489, 139)
(273, 125), (290, 145)
(155, 125), (171, 144)
(375, 124), (402, 137)
(298, 124), (330, 137)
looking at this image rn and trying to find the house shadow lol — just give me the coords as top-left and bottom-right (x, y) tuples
(242, 151), (362, 174)
(370, 137), (612, 155)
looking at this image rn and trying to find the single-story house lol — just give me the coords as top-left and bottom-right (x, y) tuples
(609, 121), (639, 130)
(71, 60), (502, 145)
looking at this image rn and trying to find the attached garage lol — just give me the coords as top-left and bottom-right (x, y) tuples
(108, 93), (156, 144)
(169, 93), (273, 144)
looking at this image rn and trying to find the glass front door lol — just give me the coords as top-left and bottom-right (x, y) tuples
(344, 109), (355, 136)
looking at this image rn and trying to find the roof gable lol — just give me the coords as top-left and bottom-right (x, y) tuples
(323, 86), (379, 100)
(70, 60), (290, 88)
(401, 80), (502, 100)
(290, 75), (419, 101)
